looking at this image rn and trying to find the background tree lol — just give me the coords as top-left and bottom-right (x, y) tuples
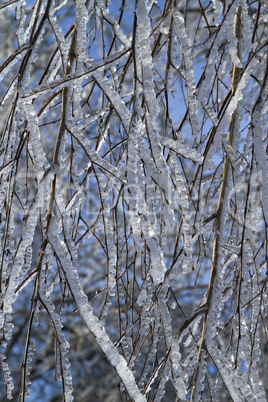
(0, 0), (268, 401)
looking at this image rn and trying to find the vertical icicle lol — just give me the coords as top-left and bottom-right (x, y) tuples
(39, 270), (74, 401)
(49, 0), (70, 72)
(212, 0), (223, 26)
(47, 217), (146, 402)
(252, 61), (268, 224)
(22, 100), (49, 183)
(126, 112), (143, 253)
(207, 342), (257, 401)
(171, 153), (193, 273)
(225, 2), (242, 68)
(157, 285), (187, 400)
(172, 7), (199, 137)
(1, 167), (55, 318)
(0, 352), (14, 400)
(136, 0), (159, 118)
(191, 7), (247, 400)
(75, 0), (88, 67)
(98, 173), (117, 296)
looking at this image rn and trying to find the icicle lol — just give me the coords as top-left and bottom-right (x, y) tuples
(239, 272), (266, 399)
(126, 113), (143, 252)
(21, 70), (84, 99)
(22, 44), (131, 100)
(243, 166), (263, 243)
(252, 68), (268, 224)
(0, 77), (18, 106)
(0, 0), (21, 11)
(2, 207), (38, 315)
(71, 77), (84, 123)
(204, 252), (238, 341)
(55, 180), (78, 263)
(197, 37), (219, 107)
(135, 0), (176, 203)
(95, 0), (131, 48)
(47, 217), (146, 402)
(141, 218), (166, 284)
(49, 2), (70, 71)
(78, 107), (108, 134)
(172, 7), (200, 137)
(240, 0), (252, 55)
(22, 100), (49, 183)
(212, 0), (223, 26)
(97, 173), (116, 296)
(15, 1), (27, 46)
(53, 0), (69, 13)
(197, 2), (243, 105)
(0, 352), (14, 400)
(205, 58), (253, 166)
(199, 102), (219, 127)
(23, 0), (46, 44)
(126, 110), (171, 284)
(171, 153), (193, 270)
(136, 0), (159, 118)
(75, 0), (88, 67)
(136, 140), (174, 207)
(207, 341), (257, 401)
(162, 137), (203, 164)
(23, 341), (36, 398)
(192, 350), (207, 402)
(0, 50), (26, 88)
(139, 309), (161, 392)
(93, 71), (131, 132)
(225, 2), (242, 68)
(68, 124), (126, 184)
(2, 164), (56, 318)
(39, 269), (74, 401)
(157, 286), (187, 399)
(136, 281), (154, 349)
(144, 356), (167, 397)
